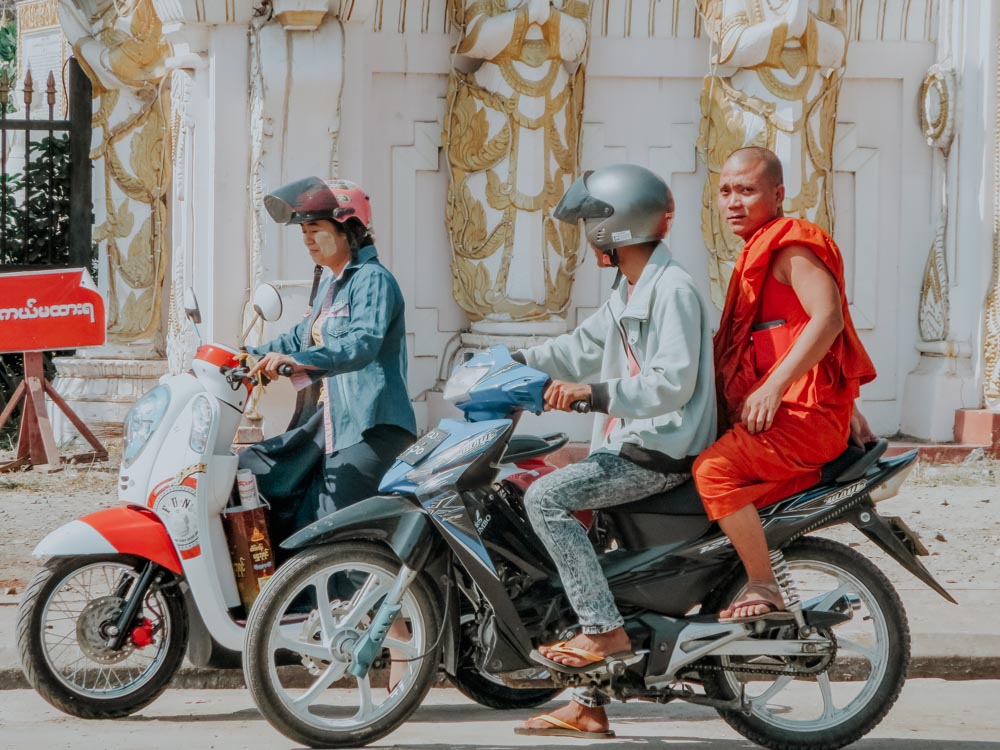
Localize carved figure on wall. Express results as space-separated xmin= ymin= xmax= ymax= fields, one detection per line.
xmin=984 ymin=33 xmax=1000 ymax=409
xmin=58 ymin=0 xmax=172 ymax=347
xmin=698 ymin=0 xmax=848 ymax=308
xmin=916 ymin=62 xmax=956 ymax=343
xmin=444 ymin=0 xmax=591 ymax=332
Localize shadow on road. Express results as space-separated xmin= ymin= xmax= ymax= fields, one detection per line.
xmin=123 ymin=702 xmax=1000 ymax=750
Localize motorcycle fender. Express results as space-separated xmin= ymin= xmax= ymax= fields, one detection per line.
xmin=281 ymin=495 xmax=436 ymax=571
xmin=847 ymin=505 xmax=957 ymax=604
xmin=33 ymin=506 xmax=184 ymax=575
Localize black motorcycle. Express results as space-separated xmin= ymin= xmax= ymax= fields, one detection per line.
xmin=242 ymin=345 xmax=953 ymax=749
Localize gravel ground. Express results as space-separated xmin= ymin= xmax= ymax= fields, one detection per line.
xmin=0 ymin=447 xmax=998 ymax=599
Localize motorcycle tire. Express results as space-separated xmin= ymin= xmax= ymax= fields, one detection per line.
xmin=17 ymin=554 xmax=188 ymax=719
xmin=243 ymin=541 xmax=441 ymax=748
xmin=448 ymin=666 xmax=561 ymax=710
xmin=699 ymin=537 xmax=910 ymax=750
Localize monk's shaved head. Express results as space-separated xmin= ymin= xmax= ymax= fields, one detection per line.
xmin=717 ymin=147 xmax=786 ymax=239
xmin=726 ymin=147 xmax=784 ymax=188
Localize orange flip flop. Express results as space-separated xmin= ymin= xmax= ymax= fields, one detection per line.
xmin=514 ymin=713 xmax=616 ymax=739
xmin=530 ymin=642 xmax=637 ymax=675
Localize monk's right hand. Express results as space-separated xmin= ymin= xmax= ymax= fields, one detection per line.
xmin=741 ymin=382 xmax=782 ymax=434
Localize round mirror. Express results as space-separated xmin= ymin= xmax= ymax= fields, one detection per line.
xmin=183 ymin=287 xmax=202 ymax=324
xmin=252 ymin=283 xmax=283 ymax=322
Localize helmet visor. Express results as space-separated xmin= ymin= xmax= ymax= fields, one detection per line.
xmin=554 ymin=172 xmax=615 ymax=224
xmin=264 ymin=177 xmax=353 ymax=225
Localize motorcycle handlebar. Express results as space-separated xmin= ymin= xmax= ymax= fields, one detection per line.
xmin=276 ymin=363 xmax=295 ymax=377
xmin=570 ymin=400 xmax=591 ymax=414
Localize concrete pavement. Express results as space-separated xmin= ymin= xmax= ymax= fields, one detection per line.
xmin=1 ymin=581 xmax=998 ymax=690
xmin=0 ymin=683 xmax=997 ymax=748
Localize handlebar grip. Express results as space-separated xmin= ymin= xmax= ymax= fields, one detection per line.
xmin=276 ymin=363 xmax=295 ymax=377
xmin=570 ymin=400 xmax=591 ymax=414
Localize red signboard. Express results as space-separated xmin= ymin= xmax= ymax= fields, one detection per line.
xmin=0 ymin=268 xmax=106 ymax=353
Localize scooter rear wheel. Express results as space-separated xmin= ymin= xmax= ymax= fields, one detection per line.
xmin=16 ymin=554 xmax=188 ymax=718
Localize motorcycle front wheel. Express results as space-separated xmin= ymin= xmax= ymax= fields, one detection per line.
xmin=700 ymin=537 xmax=910 ymax=750
xmin=16 ymin=554 xmax=188 ymax=718
xmin=243 ymin=541 xmax=441 ymax=748
xmin=448 ymin=664 xmax=560 ymax=710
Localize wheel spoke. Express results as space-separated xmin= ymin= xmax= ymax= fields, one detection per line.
xmin=383 ymin=637 xmax=418 ymax=659
xmin=272 ymin=630 xmax=331 ymax=662
xmin=291 ymin=662 xmax=346 ymax=709
xmin=353 ymin=674 xmax=376 ymax=722
xmin=340 ymin=576 xmax=389 ymax=630
xmin=750 ymin=675 xmax=794 ymax=709
xmin=816 ymin=673 xmax=838 ymax=720
xmin=838 ymin=636 xmax=880 ymax=667
xmin=311 ymin=573 xmax=339 ymax=641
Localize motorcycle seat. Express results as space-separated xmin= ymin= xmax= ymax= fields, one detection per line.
xmin=615 ymin=439 xmax=890 ymax=518
xmin=504 ymin=433 xmax=569 ymax=463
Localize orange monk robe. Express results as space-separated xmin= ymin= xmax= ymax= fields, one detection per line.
xmin=694 ymin=217 xmax=877 ymax=521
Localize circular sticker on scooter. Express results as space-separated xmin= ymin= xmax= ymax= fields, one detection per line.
xmin=152 ymin=476 xmax=200 ymax=558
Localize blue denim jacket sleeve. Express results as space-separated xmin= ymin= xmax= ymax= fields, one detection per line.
xmin=244 ymin=312 xmax=311 ymax=359
xmin=290 ymin=267 xmax=400 ymax=377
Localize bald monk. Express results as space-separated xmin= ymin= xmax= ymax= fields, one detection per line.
xmin=694 ymin=147 xmax=877 ymax=622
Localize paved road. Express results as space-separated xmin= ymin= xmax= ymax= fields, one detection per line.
xmin=0 ymin=681 xmax=997 ymax=749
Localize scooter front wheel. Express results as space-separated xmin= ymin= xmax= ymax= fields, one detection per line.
xmin=243 ymin=541 xmax=441 ymax=748
xmin=16 ymin=554 xmax=188 ymax=718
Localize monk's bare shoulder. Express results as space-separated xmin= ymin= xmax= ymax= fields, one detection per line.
xmin=772 ymin=244 xmax=831 ymax=284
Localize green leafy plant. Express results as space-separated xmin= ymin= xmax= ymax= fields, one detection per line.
xmin=0 ymin=134 xmax=72 ymax=266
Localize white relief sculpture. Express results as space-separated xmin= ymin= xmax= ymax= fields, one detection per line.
xmin=444 ymin=0 xmax=591 ymax=333
xmin=58 ymin=0 xmax=173 ymax=349
xmin=698 ymin=0 xmax=849 ymax=307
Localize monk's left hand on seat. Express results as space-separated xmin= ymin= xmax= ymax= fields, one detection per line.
xmin=741 ymin=382 xmax=782 ymax=434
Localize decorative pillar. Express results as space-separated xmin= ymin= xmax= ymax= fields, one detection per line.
xmin=697 ymin=0 xmax=849 ymax=308
xmin=50 ymin=0 xmax=174 ymax=443
xmin=443 ymin=0 xmax=591 ymax=342
xmin=901 ymin=0 xmax=989 ymax=441
xmin=983 ymin=16 xmax=1000 ymax=410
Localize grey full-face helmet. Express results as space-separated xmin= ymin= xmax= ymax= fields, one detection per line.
xmin=555 ymin=164 xmax=674 ymax=257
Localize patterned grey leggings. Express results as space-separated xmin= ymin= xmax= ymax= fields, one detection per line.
xmin=524 ymin=452 xmax=688 ymax=708
xmin=524 ymin=452 xmax=688 ymax=634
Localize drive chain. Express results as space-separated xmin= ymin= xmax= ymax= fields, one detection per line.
xmin=692 ymin=627 xmax=838 ymax=679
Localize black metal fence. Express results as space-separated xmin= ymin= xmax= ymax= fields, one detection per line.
xmin=0 ymin=57 xmax=94 ymax=446
xmin=0 ymin=56 xmax=93 ymax=270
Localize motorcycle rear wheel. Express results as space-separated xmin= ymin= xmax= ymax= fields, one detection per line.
xmin=700 ymin=537 xmax=909 ymax=750
xmin=243 ymin=541 xmax=441 ymax=748
xmin=16 ymin=554 xmax=188 ymax=719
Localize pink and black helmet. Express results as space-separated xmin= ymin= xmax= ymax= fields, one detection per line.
xmin=264 ymin=176 xmax=373 ymax=230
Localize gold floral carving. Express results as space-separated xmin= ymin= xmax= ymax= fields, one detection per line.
xmin=917 ymin=63 xmax=956 ymax=344
xmin=443 ymin=0 xmax=590 ymax=326
xmin=76 ymin=0 xmax=172 ymax=344
xmin=697 ymin=0 xmax=848 ymax=308
xmin=17 ymin=0 xmax=60 ymax=32
xmin=983 ymin=32 xmax=1000 ymax=407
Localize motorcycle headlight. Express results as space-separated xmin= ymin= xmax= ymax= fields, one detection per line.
xmin=443 ymin=364 xmax=490 ymax=403
xmin=123 ymin=385 xmax=170 ymax=467
xmin=189 ymin=394 xmax=213 ymax=454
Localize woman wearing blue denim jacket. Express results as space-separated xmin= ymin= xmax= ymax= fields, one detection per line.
xmin=240 ymin=178 xmax=416 ymax=546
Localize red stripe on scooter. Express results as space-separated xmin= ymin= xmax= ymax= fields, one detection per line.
xmin=81 ymin=506 xmax=184 ymax=574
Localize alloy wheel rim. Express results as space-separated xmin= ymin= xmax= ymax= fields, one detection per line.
xmin=719 ymin=558 xmax=892 ymax=733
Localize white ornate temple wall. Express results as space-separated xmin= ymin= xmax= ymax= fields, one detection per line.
xmin=39 ymin=0 xmax=1000 ymax=443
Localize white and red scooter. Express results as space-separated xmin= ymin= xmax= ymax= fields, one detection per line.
xmin=15 ymin=285 xmax=571 ymax=719
xmin=15 ymin=286 xmax=285 ymax=718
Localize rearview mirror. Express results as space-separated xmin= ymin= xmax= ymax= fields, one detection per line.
xmin=252 ymin=284 xmax=283 ymax=322
xmin=183 ymin=288 xmax=201 ymax=324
